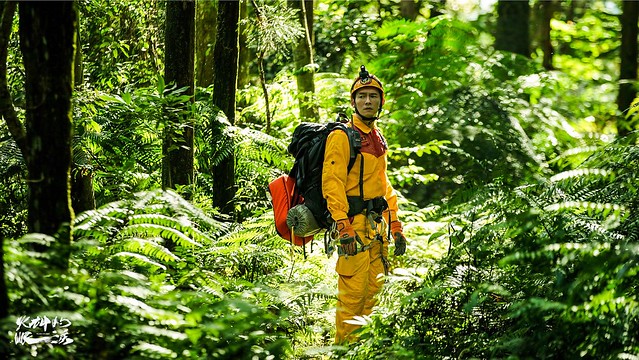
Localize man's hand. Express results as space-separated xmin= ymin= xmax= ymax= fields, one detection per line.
xmin=337 ymin=219 xmax=359 ymax=256
xmin=390 ymin=221 xmax=407 ymax=256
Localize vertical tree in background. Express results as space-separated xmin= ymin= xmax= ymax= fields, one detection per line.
xmin=211 ymin=0 xmax=240 ymax=215
xmin=429 ymin=0 xmax=446 ymax=17
xmin=19 ymin=2 xmax=76 ymax=268
xmin=617 ymin=0 xmax=638 ymax=138
xmin=238 ymin=0 xmax=250 ymax=89
xmin=539 ymin=0 xmax=554 ymax=70
xmin=288 ymin=0 xmax=319 ymax=122
xmin=247 ymin=0 xmax=303 ymax=132
xmin=163 ymin=0 xmax=195 ymax=192
xmin=71 ymin=8 xmax=97 ymax=213
xmin=400 ymin=0 xmax=419 ymax=21
xmin=0 ymin=0 xmax=15 ymax=324
xmin=0 ymin=2 xmax=24 ymax=157
xmin=195 ymin=0 xmax=217 ymax=88
xmin=494 ymin=0 xmax=530 ymax=57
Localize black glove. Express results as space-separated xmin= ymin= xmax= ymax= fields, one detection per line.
xmin=390 ymin=221 xmax=407 ymax=256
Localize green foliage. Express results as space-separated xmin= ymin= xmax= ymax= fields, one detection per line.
xmin=344 ymin=142 xmax=639 ymax=359
xmin=246 ymin=0 xmax=304 ymax=59
xmin=363 ymin=17 xmax=610 ymax=207
xmin=2 ymin=190 xmax=294 ymax=359
xmin=547 ymin=4 xmax=619 ymax=131
xmin=0 ymin=131 xmax=26 ymax=239
xmin=3 ymin=1 xmax=638 ymax=359
xmin=78 ymin=0 xmax=165 ymax=90
xmin=622 ymin=97 xmax=639 ymax=136
xmin=74 ymin=84 xmax=185 ymax=204
xmin=314 ymin=1 xmax=380 ymax=73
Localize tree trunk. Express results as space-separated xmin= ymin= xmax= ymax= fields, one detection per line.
xmin=0 ymin=2 xmax=13 ymax=324
xmin=71 ymin=9 xmax=96 ymax=213
xmin=494 ymin=0 xmax=530 ymax=57
xmin=74 ymin=10 xmax=83 ymax=90
xmin=0 ymin=1 xmax=25 ymax=157
xmin=400 ymin=0 xmax=418 ymax=21
xmin=617 ymin=0 xmax=638 ymax=138
xmin=430 ymin=0 xmax=446 ymax=17
xmin=211 ymin=0 xmax=239 ymax=216
xmin=238 ymin=0 xmax=250 ymax=89
xmin=163 ymin=0 xmax=195 ymax=192
xmin=19 ymin=2 xmax=76 ymax=268
xmin=257 ymin=51 xmax=272 ymax=132
xmin=0 ymin=231 xmax=6 ymax=321
xmin=539 ymin=0 xmax=554 ymax=70
xmin=289 ymin=0 xmax=319 ymax=122
xmin=195 ymin=0 xmax=217 ymax=88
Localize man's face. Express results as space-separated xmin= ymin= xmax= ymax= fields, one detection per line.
xmin=352 ymin=88 xmax=382 ymax=118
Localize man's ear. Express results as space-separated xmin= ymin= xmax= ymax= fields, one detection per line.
xmin=350 ymin=98 xmax=355 ymax=107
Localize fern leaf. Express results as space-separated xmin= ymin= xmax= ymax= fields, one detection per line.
xmin=544 ymin=201 xmax=626 ymax=219
xmin=119 ymin=224 xmax=203 ymax=248
xmin=120 ymin=237 xmax=181 ymax=263
xmin=129 ymin=214 xmax=214 ymax=245
xmin=125 ymin=325 xmax=188 ymax=341
xmin=110 ymin=252 xmax=167 ymax=271
xmin=550 ymin=168 xmax=615 ymax=182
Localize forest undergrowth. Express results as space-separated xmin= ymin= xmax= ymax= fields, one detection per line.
xmin=0 ymin=5 xmax=638 ymax=360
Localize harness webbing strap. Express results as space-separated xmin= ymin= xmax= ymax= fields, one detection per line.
xmin=359 ymin=154 xmax=364 ymax=202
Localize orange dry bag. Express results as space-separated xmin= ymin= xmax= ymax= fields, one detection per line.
xmin=267 ymin=174 xmax=313 ymax=246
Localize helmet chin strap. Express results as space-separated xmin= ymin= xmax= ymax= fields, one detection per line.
xmin=354 ymin=105 xmax=381 ymax=124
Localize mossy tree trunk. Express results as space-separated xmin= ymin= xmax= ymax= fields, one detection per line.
xmin=400 ymin=0 xmax=418 ymax=21
xmin=617 ymin=0 xmax=638 ymax=138
xmin=211 ymin=0 xmax=239 ymax=216
xmin=71 ymin=8 xmax=97 ymax=214
xmin=0 ymin=1 xmax=25 ymax=156
xmin=288 ymin=0 xmax=319 ymax=122
xmin=494 ymin=0 xmax=530 ymax=57
xmin=237 ymin=0 xmax=250 ymax=89
xmin=19 ymin=2 xmax=76 ymax=269
xmin=539 ymin=0 xmax=555 ymax=70
xmin=195 ymin=0 xmax=217 ymax=88
xmin=0 ymin=0 xmax=14 ymax=326
xmin=163 ymin=0 xmax=195 ymax=193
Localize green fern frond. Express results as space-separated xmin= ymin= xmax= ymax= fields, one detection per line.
xmin=544 ymin=201 xmax=626 ymax=219
xmin=180 ymin=269 xmax=225 ymax=297
xmin=0 ymin=138 xmax=24 ymax=178
xmin=120 ymin=237 xmax=181 ymax=263
xmin=17 ymin=233 xmax=56 ymax=248
xmin=550 ymin=168 xmax=615 ymax=182
xmin=117 ymin=285 xmax=158 ymax=299
xmin=131 ymin=342 xmax=177 ymax=358
xmin=125 ymin=325 xmax=188 ymax=341
xmin=216 ymin=228 xmax=263 ymax=248
xmin=237 ymin=127 xmax=291 ymax=171
xmin=119 ymin=224 xmax=203 ymax=249
xmin=137 ymin=189 xmax=230 ymax=234
xmin=110 ymin=252 xmax=168 ymax=271
xmin=129 ymin=214 xmax=214 ymax=245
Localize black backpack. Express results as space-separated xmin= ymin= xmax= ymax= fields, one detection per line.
xmin=287 ymin=115 xmax=361 ymax=229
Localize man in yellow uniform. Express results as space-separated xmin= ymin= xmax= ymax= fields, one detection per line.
xmin=322 ymin=66 xmax=407 ymax=343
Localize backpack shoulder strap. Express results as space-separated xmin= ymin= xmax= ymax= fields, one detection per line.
xmin=344 ymin=122 xmax=362 ymax=173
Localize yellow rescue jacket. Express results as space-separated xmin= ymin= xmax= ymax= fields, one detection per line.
xmin=322 ymin=114 xmax=400 ymax=239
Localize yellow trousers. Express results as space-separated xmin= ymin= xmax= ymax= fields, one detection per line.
xmin=334 ymin=215 xmax=389 ymax=344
